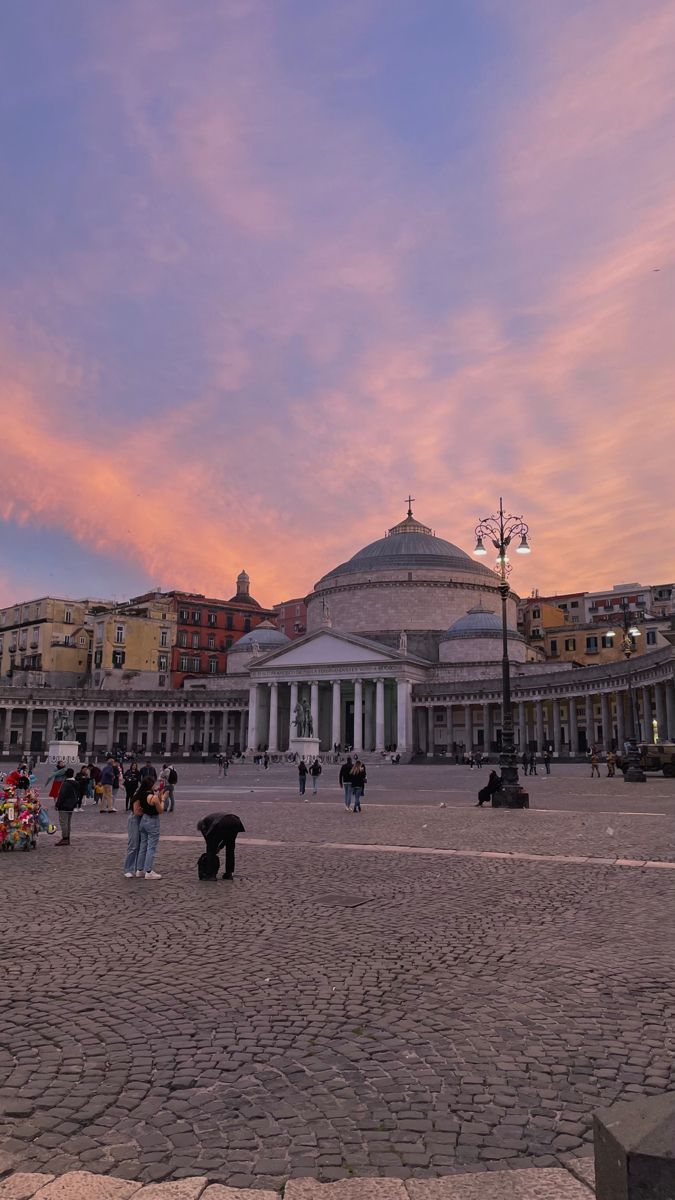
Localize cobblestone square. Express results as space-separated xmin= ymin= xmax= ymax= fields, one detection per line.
xmin=2 ymin=761 xmax=675 ymax=1191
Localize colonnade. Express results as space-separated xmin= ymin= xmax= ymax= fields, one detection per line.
xmin=413 ymin=679 xmax=675 ymax=757
xmin=246 ymin=677 xmax=413 ymax=754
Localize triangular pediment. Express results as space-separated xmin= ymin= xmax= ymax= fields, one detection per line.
xmin=253 ymin=630 xmax=404 ymax=669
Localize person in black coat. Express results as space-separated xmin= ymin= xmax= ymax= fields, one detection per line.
xmin=55 ymin=769 xmax=79 ymax=844
xmin=197 ymin=812 xmax=245 ymax=880
xmin=476 ymin=770 xmax=501 ymax=807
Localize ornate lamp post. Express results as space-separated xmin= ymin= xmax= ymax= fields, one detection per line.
xmin=606 ymin=600 xmax=646 ymax=783
xmin=473 ymin=498 xmax=531 ymax=808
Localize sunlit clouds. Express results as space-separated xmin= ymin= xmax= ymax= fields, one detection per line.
xmin=0 ymin=0 xmax=674 ymax=606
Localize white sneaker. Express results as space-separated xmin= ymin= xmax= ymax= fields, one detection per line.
xmin=144 ymin=870 xmax=162 ymax=880
xmin=135 ymin=870 xmax=144 ymax=878
xmin=124 ymin=871 xmax=135 ymax=878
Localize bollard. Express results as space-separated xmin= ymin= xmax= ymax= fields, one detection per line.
xmin=594 ymin=1092 xmax=675 ymax=1199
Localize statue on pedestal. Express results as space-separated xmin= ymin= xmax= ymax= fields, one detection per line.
xmin=54 ymin=708 xmax=76 ymax=741
xmin=302 ymin=698 xmax=314 ymax=738
xmin=293 ymin=701 xmax=306 ymax=737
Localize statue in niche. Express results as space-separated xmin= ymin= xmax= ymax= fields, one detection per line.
xmin=398 ymin=630 xmax=408 ymax=654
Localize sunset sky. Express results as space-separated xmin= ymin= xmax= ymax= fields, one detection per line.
xmin=1 ymin=0 xmax=674 ymax=608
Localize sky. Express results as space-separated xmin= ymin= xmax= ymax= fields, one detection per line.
xmin=1 ymin=0 xmax=674 ymax=609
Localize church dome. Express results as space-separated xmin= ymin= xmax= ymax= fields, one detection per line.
xmin=316 ymin=507 xmax=495 ymax=585
xmin=442 ymin=604 xmax=522 ymax=642
xmin=229 ymin=620 xmax=290 ymax=654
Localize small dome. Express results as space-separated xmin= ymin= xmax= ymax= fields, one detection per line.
xmin=443 ymin=604 xmax=523 ymax=642
xmin=229 ymin=620 xmax=290 ymax=653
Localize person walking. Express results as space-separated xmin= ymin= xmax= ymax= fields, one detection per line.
xmin=350 ymin=758 xmax=366 ymax=813
xmin=476 ymin=770 xmax=501 ymax=807
xmin=197 ymin=812 xmax=246 ymax=880
xmin=124 ymin=762 xmax=141 ymax=811
xmin=607 ymin=750 xmax=617 ymax=778
xmin=339 ymin=756 xmax=353 ymax=809
xmin=99 ymin=756 xmax=116 ymax=813
xmin=309 ymin=758 xmax=322 ymax=794
xmin=543 ymin=750 xmax=552 ymax=775
xmin=134 ymin=781 xmax=164 ymax=879
xmin=528 ymin=751 xmax=538 ymax=776
xmin=75 ymin=765 xmax=90 ymax=809
xmin=590 ymin=751 xmax=600 ymax=778
xmin=521 ymin=750 xmax=529 ymax=774
xmin=298 ymin=760 xmax=308 ymax=795
xmin=159 ymin=763 xmax=177 ymax=812
xmin=55 ymin=768 xmax=79 ymax=845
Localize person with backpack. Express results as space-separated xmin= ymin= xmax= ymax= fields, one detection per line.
xmin=339 ymin=756 xmax=353 ymax=809
xmin=309 ymin=757 xmax=322 ymax=794
xmin=160 ymin=763 xmax=178 ymax=812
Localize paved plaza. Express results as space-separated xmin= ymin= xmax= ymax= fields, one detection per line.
xmin=2 ymin=761 xmax=675 ymax=1194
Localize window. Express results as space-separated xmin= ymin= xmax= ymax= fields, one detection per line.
xmin=225 ymin=636 xmax=233 ymax=650
xmin=601 ymin=635 xmax=613 ymax=648
xmin=35 ymin=603 xmax=41 ymax=619
xmin=64 ymin=609 xmax=72 ymax=624
xmin=94 ymin=648 xmax=102 ymax=667
xmin=112 ymin=649 xmax=125 ymax=668
xmin=192 ymin=656 xmax=200 ymax=671
xmin=115 ymin=625 xmax=125 ymax=644
xmin=564 ymin=637 xmax=576 ymax=651
xmin=78 ymin=635 xmax=86 ymax=646
xmin=95 ymin=622 xmax=103 ymax=642
xmin=158 ymin=674 xmax=166 ymax=687
xmin=192 ymin=610 xmax=201 ymax=624
xmin=207 ymin=633 xmax=215 ymax=649
xmin=179 ymin=608 xmax=189 ymax=622
xmin=192 ymin=632 xmax=199 ymax=648
xmin=160 ymin=629 xmax=168 ymax=647
xmin=244 ymin=617 xmax=251 ymax=633
xmin=550 ymin=639 xmax=558 ymax=654
xmin=207 ymin=612 xmax=217 ymax=626
xmin=279 ymin=608 xmax=285 ymax=618
xmin=559 ymin=603 xmax=568 ymax=611
xmin=647 ymin=630 xmax=657 ymax=645
xmin=570 ymin=601 xmax=579 ymax=609
xmin=295 ymin=605 xmax=300 ymax=616
xmin=178 ymin=630 xmax=187 ymax=647
xmin=226 ymin=614 xmax=233 ymax=630
xmin=209 ymin=657 xmax=218 ymax=674
xmin=179 ymin=655 xmax=189 ymax=671
xmin=158 ymin=654 xmax=168 ymax=671
xmin=532 ymin=608 xmax=540 ymax=619
xmin=31 ymin=627 xmax=40 ymax=647
xmin=586 ymin=636 xmax=599 ymax=653
xmin=18 ymin=631 xmax=27 ymax=649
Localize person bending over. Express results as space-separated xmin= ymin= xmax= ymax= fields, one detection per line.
xmin=197 ymin=812 xmax=245 ymax=880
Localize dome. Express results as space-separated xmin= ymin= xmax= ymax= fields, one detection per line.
xmin=229 ymin=620 xmax=290 ymax=653
xmin=443 ymin=604 xmax=523 ymax=642
xmin=316 ymin=508 xmax=496 ymax=585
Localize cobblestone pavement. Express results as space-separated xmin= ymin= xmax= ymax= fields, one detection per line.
xmin=2 ymin=764 xmax=674 ymax=1190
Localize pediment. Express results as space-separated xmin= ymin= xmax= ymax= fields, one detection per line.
xmin=254 ymin=631 xmax=401 ymax=668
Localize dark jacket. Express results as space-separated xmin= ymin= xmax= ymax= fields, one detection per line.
xmin=309 ymin=761 xmax=322 ymax=777
xmin=197 ymin=813 xmax=245 ymax=847
xmin=350 ymin=763 xmax=367 ymax=790
xmin=339 ymin=761 xmax=353 ymax=785
xmin=298 ymin=762 xmax=308 ymax=776
xmin=56 ymin=780 xmax=79 ymax=811
xmin=101 ymin=763 xmax=115 ymax=786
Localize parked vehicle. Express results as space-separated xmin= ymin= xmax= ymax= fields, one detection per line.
xmin=618 ymin=742 xmax=675 ymax=777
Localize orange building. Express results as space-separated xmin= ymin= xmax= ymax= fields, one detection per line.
xmin=273 ymin=596 xmax=308 ymax=640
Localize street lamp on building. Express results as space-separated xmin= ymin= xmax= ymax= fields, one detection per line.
xmin=473 ymin=498 xmax=531 ymax=808
xmin=606 ymin=600 xmax=646 ymax=783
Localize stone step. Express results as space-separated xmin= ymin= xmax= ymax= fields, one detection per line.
xmin=0 ymin=1166 xmax=595 ymax=1200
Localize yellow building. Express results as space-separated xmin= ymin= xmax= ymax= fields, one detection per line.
xmin=0 ymin=596 xmax=110 ymax=688
xmin=91 ymin=598 xmax=176 ymax=690
xmin=542 ymin=618 xmax=670 ymax=666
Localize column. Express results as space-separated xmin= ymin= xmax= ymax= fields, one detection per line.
xmin=615 ymin=691 xmax=625 ymax=749
xmin=24 ymin=707 xmax=34 ymax=753
xmin=247 ymin=684 xmax=258 ymax=753
xmin=46 ymin=707 xmax=56 ymax=745
xmin=396 ymin=680 xmax=411 ymax=752
xmin=268 ymin=682 xmax=279 ymax=753
xmin=375 ymin=679 xmax=385 ymax=752
xmin=332 ymin=680 xmax=341 ymax=748
xmin=536 ymin=701 xmax=545 ymax=751
xmin=107 ymin=710 xmax=115 ymax=750
xmin=362 ymin=682 xmax=373 ymax=751
xmin=427 ymin=706 xmax=434 ymax=756
xmin=600 ymin=693 xmax=610 ymax=750
xmin=464 ymin=704 xmax=474 ymax=752
xmin=147 ymin=710 xmax=155 ymax=754
xmin=289 ymin=681 xmax=298 ymax=745
xmin=655 ymin=682 xmax=667 ymax=742
xmin=518 ymin=701 xmax=527 ymax=753
xmin=641 ymin=686 xmax=653 ymax=742
xmin=585 ymin=695 xmax=594 ymax=747
xmin=310 ymin=681 xmax=319 ymax=741
xmin=353 ymin=679 xmax=363 ymax=752
xmin=483 ymin=703 xmax=493 ymax=754
xmin=568 ymin=698 xmax=578 ymax=756
xmin=552 ymin=698 xmax=562 ymax=755
xmin=165 ymin=710 xmax=174 ymax=753
xmin=666 ymin=681 xmax=675 ymax=741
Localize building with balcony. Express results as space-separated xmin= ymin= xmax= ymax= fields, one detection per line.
xmin=0 ymin=596 xmax=110 ymax=688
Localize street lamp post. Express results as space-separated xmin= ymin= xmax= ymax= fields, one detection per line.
xmin=473 ymin=498 xmax=531 ymax=809
xmin=606 ymin=601 xmax=646 ymax=783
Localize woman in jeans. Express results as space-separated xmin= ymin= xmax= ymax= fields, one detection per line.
xmin=350 ymin=758 xmax=367 ymax=813
xmin=133 ymin=780 xmax=164 ymax=880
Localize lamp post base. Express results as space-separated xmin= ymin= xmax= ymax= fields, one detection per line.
xmin=492 ymin=784 xmax=529 ymax=809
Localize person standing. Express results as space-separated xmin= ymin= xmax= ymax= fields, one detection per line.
xmin=134 ymin=782 xmax=164 ymax=879
xmin=99 ymin=756 xmax=116 ymax=813
xmin=160 ymin=763 xmax=177 ymax=812
xmin=590 ymin=751 xmax=600 ymax=778
xmin=197 ymin=812 xmax=246 ymax=880
xmin=124 ymin=762 xmax=141 ymax=811
xmin=140 ymin=761 xmax=158 ymax=785
xmin=607 ymin=751 xmax=617 ymax=778
xmin=298 ymin=760 xmax=308 ymax=795
xmin=543 ymin=750 xmax=552 ymax=775
xmin=350 ymin=758 xmax=366 ymax=813
xmin=528 ymin=751 xmax=538 ymax=776
xmin=55 ymin=769 xmax=79 ymax=845
xmin=122 ymin=782 xmax=144 ymax=877
xmin=75 ymin=765 xmax=90 ymax=809
xmin=111 ymin=757 xmax=123 ymax=809
xmin=309 ymin=758 xmax=322 ymax=794
xmin=339 ymin=756 xmax=353 ymax=809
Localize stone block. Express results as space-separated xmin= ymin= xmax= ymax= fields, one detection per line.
xmin=284 ymin=1182 xmax=407 ymax=1200
xmin=134 ymin=1184 xmax=208 ymax=1200
xmin=594 ymin=1091 xmax=675 ymax=1199
xmin=201 ymin=1189 xmax=278 ymax=1200
xmin=0 ymin=1176 xmax=55 ymax=1200
xmin=404 ymin=1168 xmax=593 ymax=1197
xmin=33 ymin=1173 xmax=142 ymax=1200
